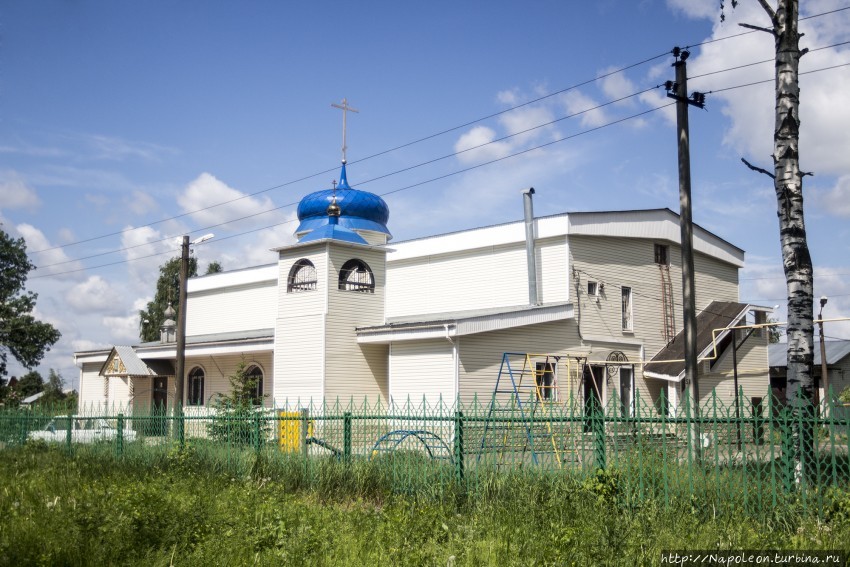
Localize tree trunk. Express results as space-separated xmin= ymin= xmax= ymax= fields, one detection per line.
xmin=766 ymin=0 xmax=815 ymax=479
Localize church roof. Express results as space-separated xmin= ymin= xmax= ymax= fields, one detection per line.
xmin=295 ymin=162 xmax=391 ymax=239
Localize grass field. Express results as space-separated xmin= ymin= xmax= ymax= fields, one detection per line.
xmin=2 ymin=442 xmax=850 ymax=566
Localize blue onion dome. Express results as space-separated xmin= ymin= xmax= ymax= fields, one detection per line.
xmin=295 ymin=162 xmax=391 ymax=240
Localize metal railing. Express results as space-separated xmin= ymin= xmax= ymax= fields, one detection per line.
xmin=2 ymin=388 xmax=848 ymax=515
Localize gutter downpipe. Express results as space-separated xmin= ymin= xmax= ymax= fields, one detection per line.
xmin=523 ymin=188 xmax=539 ymax=306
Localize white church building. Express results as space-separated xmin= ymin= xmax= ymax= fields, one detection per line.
xmin=74 ymin=161 xmax=770 ymax=417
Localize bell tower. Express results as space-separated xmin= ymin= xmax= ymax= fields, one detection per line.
xmin=273 ymin=162 xmax=390 ymax=406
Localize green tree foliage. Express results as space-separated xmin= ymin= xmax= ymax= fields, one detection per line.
xmin=16 ymin=370 xmax=43 ymax=398
xmin=767 ymin=317 xmax=784 ymax=344
xmin=138 ymin=257 xmax=224 ymax=342
xmin=137 ymin=257 xmax=197 ymax=342
xmin=207 ymin=358 xmax=268 ymax=445
xmin=39 ymin=369 xmax=68 ymax=407
xmin=0 ymin=227 xmax=61 ymax=379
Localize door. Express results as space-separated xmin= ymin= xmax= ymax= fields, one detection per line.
xmin=150 ymin=376 xmax=168 ymax=436
xmin=583 ymin=365 xmax=604 ymax=432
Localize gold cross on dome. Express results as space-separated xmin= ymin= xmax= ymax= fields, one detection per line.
xmin=331 ymin=98 xmax=359 ymax=163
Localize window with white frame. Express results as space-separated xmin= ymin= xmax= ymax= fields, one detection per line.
xmin=619 ymin=367 xmax=633 ymax=418
xmin=621 ymin=286 xmax=633 ymax=331
xmin=587 ymin=280 xmax=599 ymax=297
xmin=245 ymin=365 xmax=264 ymax=406
xmin=187 ymin=366 xmax=205 ymax=406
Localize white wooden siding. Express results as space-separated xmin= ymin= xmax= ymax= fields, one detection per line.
xmin=78 ymin=362 xmax=107 ymax=411
xmin=389 ymin=340 xmax=456 ymax=408
xmin=386 ymin=237 xmax=566 ymax=319
xmin=568 ymin=235 xmax=738 ymax=361
xmin=700 ymin=334 xmax=770 ymax=408
xmin=324 ymin=246 xmax=388 ymax=402
xmin=277 ymin=246 xmax=329 ymax=318
xmin=187 ymin=281 xmax=277 ymax=336
xmin=181 ymin=352 xmax=274 ymax=408
xmin=458 ymin=320 xmax=582 ymax=402
xmin=274 ymin=314 xmax=325 ymax=406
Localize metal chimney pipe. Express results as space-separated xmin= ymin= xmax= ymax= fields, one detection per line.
xmin=522 ymin=188 xmax=538 ymax=305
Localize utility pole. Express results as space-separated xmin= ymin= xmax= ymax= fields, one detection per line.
xmin=666 ymin=47 xmax=706 ymax=459
xmin=175 ymin=235 xmax=189 ymax=425
xmin=818 ymin=296 xmax=828 ymax=405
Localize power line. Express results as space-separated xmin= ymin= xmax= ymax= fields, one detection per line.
xmin=33 ymin=85 xmax=663 ymax=271
xmin=30 ymin=57 xmax=850 ymax=279
xmin=32 ymin=102 xmax=675 ymax=279
xmin=29 ymin=52 xmax=672 ymax=256
xmin=35 ymin=9 xmax=847 ymax=257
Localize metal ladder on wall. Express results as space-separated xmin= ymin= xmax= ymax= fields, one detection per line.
xmin=659 ymin=264 xmax=676 ymax=343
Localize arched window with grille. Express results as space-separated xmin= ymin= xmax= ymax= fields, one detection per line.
xmin=287 ymin=259 xmax=317 ymax=292
xmin=187 ymin=366 xmax=205 ymax=406
xmin=245 ymin=365 xmax=264 ymax=406
xmin=338 ymin=259 xmax=374 ymax=293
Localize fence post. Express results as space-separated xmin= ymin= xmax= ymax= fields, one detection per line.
xmin=66 ymin=412 xmax=73 ymax=453
xmin=300 ymin=408 xmax=309 ymax=459
xmin=254 ymin=412 xmax=262 ymax=454
xmin=592 ymin=400 xmax=606 ymax=470
xmin=178 ymin=408 xmax=185 ymax=449
xmin=779 ymin=409 xmax=795 ymax=492
xmin=117 ymin=413 xmax=124 ymax=457
xmin=343 ymin=412 xmax=352 ymax=464
xmin=453 ymin=410 xmax=465 ymax=485
xmin=19 ymin=412 xmax=28 ymax=446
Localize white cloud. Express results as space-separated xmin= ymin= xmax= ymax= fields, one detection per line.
xmin=678 ymin=2 xmax=850 ymax=176
xmin=559 ymin=90 xmax=608 ymax=128
xmin=665 ymin=0 xmax=716 ymax=20
xmin=497 ymin=104 xmax=558 ymax=145
xmin=0 ymin=173 xmax=40 ymax=211
xmin=813 ymin=175 xmax=850 ymax=218
xmin=178 ymin=173 xmax=278 ymax=228
xmin=453 ymin=126 xmax=512 ymax=165
xmin=66 ymin=276 xmax=124 ymax=314
xmin=497 ymin=89 xmax=520 ymax=105
xmin=82 ymin=133 xmax=177 ymax=162
xmin=598 ymin=67 xmax=638 ymax=103
xmin=71 ymin=339 xmax=111 ymax=352
xmin=120 ymin=224 xmax=181 ymax=287
xmin=102 ymin=313 xmax=142 ymax=343
xmin=126 ymin=190 xmax=159 ymax=215
xmin=16 ymin=223 xmax=85 ymax=280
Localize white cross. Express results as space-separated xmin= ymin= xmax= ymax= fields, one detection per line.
xmin=331 ymin=98 xmax=359 ymax=163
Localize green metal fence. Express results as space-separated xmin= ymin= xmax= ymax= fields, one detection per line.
xmin=2 ymin=388 xmax=848 ymax=515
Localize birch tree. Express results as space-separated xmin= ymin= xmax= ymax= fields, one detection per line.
xmin=731 ymin=0 xmax=815 ymax=473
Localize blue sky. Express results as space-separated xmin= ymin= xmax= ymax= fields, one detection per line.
xmin=2 ymin=1 xmax=849 ymax=388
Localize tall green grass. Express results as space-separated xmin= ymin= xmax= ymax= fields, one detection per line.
xmin=2 ymin=442 xmax=850 ymax=566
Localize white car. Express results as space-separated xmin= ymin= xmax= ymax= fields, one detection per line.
xmin=28 ymin=416 xmax=137 ymax=444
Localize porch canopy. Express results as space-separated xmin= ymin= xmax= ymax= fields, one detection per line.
xmin=644 ymin=301 xmax=751 ymax=383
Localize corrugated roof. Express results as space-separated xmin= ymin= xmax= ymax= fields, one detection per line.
xmin=101 ymin=345 xmax=157 ymax=377
xmin=768 ymin=340 xmax=850 ymax=367
xmin=645 ymin=301 xmax=750 ymax=381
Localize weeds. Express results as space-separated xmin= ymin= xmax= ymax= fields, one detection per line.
xmin=1 ymin=443 xmax=849 ymax=566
